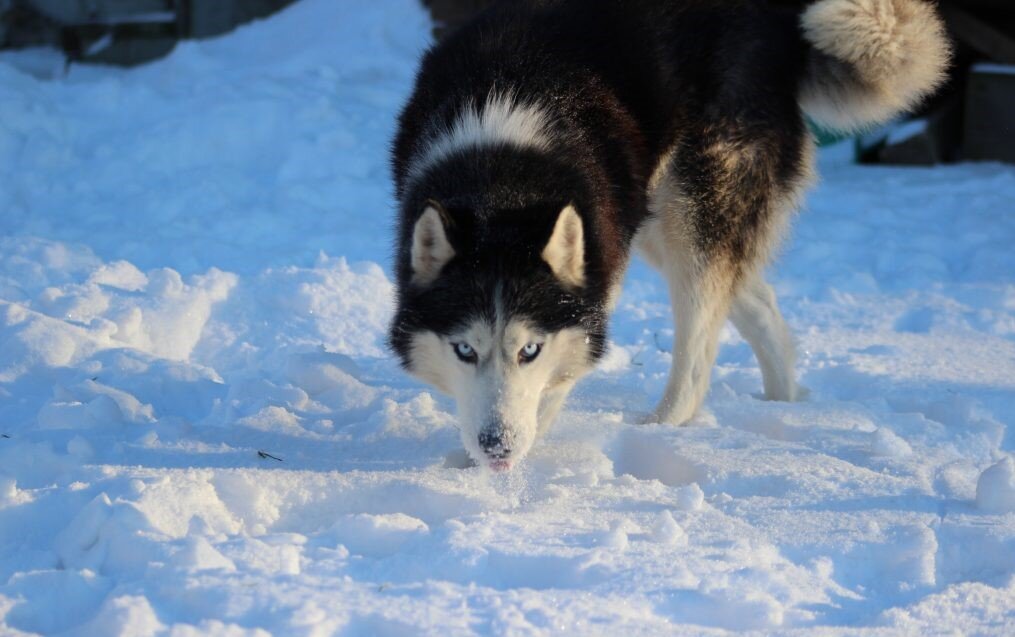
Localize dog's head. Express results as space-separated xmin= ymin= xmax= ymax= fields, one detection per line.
xmin=390 ymin=195 xmax=609 ymax=470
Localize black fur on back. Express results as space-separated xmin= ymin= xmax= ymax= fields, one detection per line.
xmin=389 ymin=0 xmax=814 ymax=365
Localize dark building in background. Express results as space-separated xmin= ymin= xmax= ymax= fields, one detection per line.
xmin=0 ymin=0 xmax=297 ymax=64
xmin=2 ymin=0 xmax=1012 ymax=164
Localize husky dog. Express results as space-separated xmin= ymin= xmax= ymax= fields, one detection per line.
xmin=389 ymin=0 xmax=949 ymax=470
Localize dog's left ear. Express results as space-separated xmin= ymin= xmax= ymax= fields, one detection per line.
xmin=411 ymin=203 xmax=455 ymax=285
xmin=542 ymin=204 xmax=585 ymax=287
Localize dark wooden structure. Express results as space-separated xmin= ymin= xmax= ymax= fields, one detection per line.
xmin=1 ymin=0 xmax=297 ymax=65
xmin=423 ymin=0 xmax=1015 ymax=165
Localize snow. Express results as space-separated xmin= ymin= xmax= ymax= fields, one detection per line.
xmin=885 ymin=117 xmax=928 ymax=146
xmin=973 ymin=62 xmax=1015 ymax=77
xmin=1 ymin=0 xmax=1014 ymax=634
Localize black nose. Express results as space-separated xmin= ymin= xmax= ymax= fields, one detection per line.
xmin=478 ymin=430 xmax=510 ymax=457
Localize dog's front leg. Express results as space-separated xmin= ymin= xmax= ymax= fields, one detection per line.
xmin=536 ymin=379 xmax=576 ymax=438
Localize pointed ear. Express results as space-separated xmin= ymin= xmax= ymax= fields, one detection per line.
xmin=411 ymin=203 xmax=455 ymax=285
xmin=541 ymin=204 xmax=585 ymax=287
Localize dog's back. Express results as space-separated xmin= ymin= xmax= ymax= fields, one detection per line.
xmin=394 ymin=0 xmax=807 ymax=196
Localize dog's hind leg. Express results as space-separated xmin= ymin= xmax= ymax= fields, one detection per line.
xmin=637 ymin=202 xmax=739 ymax=425
xmin=729 ymin=274 xmax=799 ymax=401
xmin=650 ymin=257 xmax=738 ymax=425
xmin=638 ymin=126 xmax=812 ymax=425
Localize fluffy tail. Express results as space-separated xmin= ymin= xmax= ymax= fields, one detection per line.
xmin=799 ymin=0 xmax=951 ymax=131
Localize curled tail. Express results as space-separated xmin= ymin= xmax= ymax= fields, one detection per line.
xmin=799 ymin=0 xmax=951 ymax=131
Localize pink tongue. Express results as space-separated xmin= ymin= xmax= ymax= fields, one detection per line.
xmin=489 ymin=460 xmax=512 ymax=472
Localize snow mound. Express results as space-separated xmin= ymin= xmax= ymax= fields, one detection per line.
xmin=330 ymin=512 xmax=429 ymax=556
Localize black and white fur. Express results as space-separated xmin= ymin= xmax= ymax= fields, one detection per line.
xmin=389 ymin=0 xmax=949 ymax=470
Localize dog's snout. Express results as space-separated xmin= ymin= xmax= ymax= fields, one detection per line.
xmin=478 ymin=429 xmax=511 ymax=457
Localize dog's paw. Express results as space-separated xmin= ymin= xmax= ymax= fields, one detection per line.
xmin=634 ymin=410 xmax=659 ymax=425
xmin=639 ymin=407 xmax=715 ymax=428
xmin=443 ymin=448 xmax=477 ymax=469
xmin=760 ymin=383 xmax=810 ymax=403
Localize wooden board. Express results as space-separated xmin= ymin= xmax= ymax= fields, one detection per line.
xmin=964 ymin=65 xmax=1015 ymax=163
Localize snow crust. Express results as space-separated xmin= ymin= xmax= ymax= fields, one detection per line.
xmin=1 ymin=0 xmax=1014 ymax=634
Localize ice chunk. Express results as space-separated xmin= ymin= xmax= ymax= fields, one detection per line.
xmin=79 ymin=595 xmax=165 ymax=637
xmin=870 ymin=427 xmax=914 ymax=457
xmin=976 ymin=457 xmax=1015 ymax=513
xmin=600 ymin=519 xmax=633 ymax=551
xmin=677 ymin=483 xmax=705 ymax=511
xmin=651 ymin=511 xmax=686 ymax=545
xmin=4 ymin=569 xmax=112 ymax=634
xmin=175 ymin=536 xmax=237 ymax=573
xmin=330 ymin=513 xmax=429 ymax=557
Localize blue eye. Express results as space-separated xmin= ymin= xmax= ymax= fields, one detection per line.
xmin=453 ymin=342 xmax=477 ymax=363
xmin=518 ymin=342 xmax=542 ymax=363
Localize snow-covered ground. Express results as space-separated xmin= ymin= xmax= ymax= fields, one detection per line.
xmin=2 ymin=0 xmax=1014 ymax=634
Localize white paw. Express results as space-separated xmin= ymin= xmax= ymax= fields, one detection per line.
xmin=442 ymin=448 xmax=477 ymax=469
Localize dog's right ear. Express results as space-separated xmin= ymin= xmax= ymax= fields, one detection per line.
xmin=411 ymin=203 xmax=455 ymax=285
